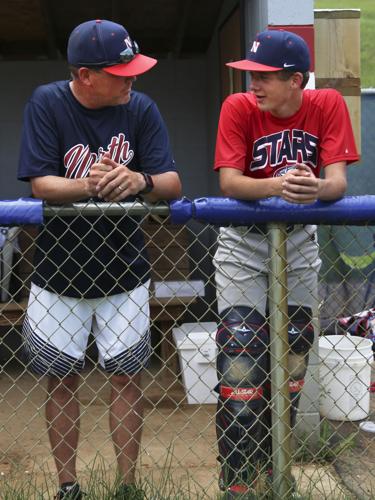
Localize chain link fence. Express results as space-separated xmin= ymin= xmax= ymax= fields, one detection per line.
xmin=0 ymin=198 xmax=374 ymax=499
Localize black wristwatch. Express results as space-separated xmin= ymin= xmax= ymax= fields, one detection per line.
xmin=139 ymin=172 xmax=154 ymax=194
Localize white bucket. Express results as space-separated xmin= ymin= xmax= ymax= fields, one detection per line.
xmin=172 ymin=322 xmax=218 ymax=404
xmin=319 ymin=335 xmax=373 ymax=421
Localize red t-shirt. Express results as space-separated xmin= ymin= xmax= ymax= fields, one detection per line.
xmin=214 ymin=89 xmax=359 ymax=178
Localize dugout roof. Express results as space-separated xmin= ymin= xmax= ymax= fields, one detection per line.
xmin=0 ymin=0 xmax=224 ymax=60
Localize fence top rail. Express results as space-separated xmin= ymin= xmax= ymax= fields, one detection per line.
xmin=1 ymin=195 xmax=375 ymax=227
xmin=43 ymin=201 xmax=171 ymax=218
xmin=0 ymin=198 xmax=171 ymax=225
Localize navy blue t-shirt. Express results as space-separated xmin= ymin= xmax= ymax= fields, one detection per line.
xmin=18 ymin=80 xmax=176 ymax=298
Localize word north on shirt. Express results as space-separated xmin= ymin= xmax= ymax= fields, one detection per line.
xmin=64 ymin=133 xmax=134 ymax=179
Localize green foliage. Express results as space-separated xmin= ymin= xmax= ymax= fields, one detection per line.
xmin=314 ymin=0 xmax=375 ymax=88
xmin=295 ymin=420 xmax=356 ymax=465
xmin=316 ymin=420 xmax=356 ymax=464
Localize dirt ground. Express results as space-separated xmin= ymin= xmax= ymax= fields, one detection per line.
xmin=0 ymin=358 xmax=374 ymax=499
xmin=326 ymin=379 xmax=375 ymax=500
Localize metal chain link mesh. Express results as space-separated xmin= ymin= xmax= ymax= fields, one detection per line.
xmin=0 ymin=207 xmax=374 ymax=499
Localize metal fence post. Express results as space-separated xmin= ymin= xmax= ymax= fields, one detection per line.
xmin=268 ymin=223 xmax=292 ymax=499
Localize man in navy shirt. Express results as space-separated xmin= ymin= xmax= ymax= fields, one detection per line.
xmin=18 ymin=19 xmax=181 ymax=500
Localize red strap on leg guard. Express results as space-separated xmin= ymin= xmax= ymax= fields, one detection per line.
xmin=220 ymin=385 xmax=263 ymax=401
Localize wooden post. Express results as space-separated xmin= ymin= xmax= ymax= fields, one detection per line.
xmin=314 ymin=9 xmax=361 ymax=152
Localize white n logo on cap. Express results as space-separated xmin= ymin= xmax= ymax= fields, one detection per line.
xmin=251 ymin=41 xmax=260 ymax=53
xmin=124 ymin=36 xmax=133 ymax=50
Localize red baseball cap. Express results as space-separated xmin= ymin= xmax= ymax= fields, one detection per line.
xmin=67 ymin=19 xmax=157 ymax=77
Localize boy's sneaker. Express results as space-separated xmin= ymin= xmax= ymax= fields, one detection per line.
xmin=223 ymin=484 xmax=255 ymax=499
xmin=114 ymin=483 xmax=145 ymax=499
xmin=219 ymin=469 xmax=256 ymax=498
xmin=55 ymin=482 xmax=83 ymax=500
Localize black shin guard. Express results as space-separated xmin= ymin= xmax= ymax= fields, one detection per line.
xmin=216 ymin=307 xmax=269 ymax=487
xmin=260 ymin=306 xmax=315 ymax=470
xmin=288 ymin=306 xmax=314 ymax=427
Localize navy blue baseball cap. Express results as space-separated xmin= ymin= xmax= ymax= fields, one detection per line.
xmin=227 ymin=29 xmax=310 ymax=72
xmin=67 ymin=19 xmax=157 ymax=76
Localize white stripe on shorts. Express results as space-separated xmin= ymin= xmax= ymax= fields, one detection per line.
xmin=23 ymin=281 xmax=151 ymax=376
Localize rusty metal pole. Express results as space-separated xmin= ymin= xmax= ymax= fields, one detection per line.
xmin=267 ymin=223 xmax=292 ymax=499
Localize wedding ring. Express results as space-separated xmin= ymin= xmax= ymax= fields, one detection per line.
xmin=118 ymin=185 xmax=124 ymax=192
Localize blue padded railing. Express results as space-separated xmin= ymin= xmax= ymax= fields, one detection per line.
xmin=1 ymin=195 xmax=375 ymax=226
xmin=170 ymin=195 xmax=375 ymax=225
xmin=0 ymin=198 xmax=43 ymax=225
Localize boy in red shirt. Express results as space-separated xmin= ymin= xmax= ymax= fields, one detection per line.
xmin=213 ymin=29 xmax=359 ymax=498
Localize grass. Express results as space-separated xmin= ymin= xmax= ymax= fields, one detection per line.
xmin=0 ymin=451 xmax=213 ymax=500
xmin=0 ymin=426 xmax=363 ymax=499
xmin=315 ymin=421 xmax=356 ymax=464
xmin=295 ymin=420 xmax=356 ymax=464
xmin=0 ymin=469 xmax=208 ymax=500
xmin=0 ymin=471 xmax=211 ymax=500
xmin=314 ymin=0 xmax=375 ymax=88
xmin=0 ymin=469 xmax=361 ymax=500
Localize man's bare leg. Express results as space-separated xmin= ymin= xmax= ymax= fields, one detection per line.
xmin=110 ymin=373 xmax=143 ymax=485
xmin=46 ymin=375 xmax=80 ymax=486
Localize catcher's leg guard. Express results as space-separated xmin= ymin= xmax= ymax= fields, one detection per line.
xmin=260 ymin=306 xmax=315 ymax=469
xmin=288 ymin=306 xmax=314 ymax=427
xmin=216 ymin=307 xmax=269 ymax=488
